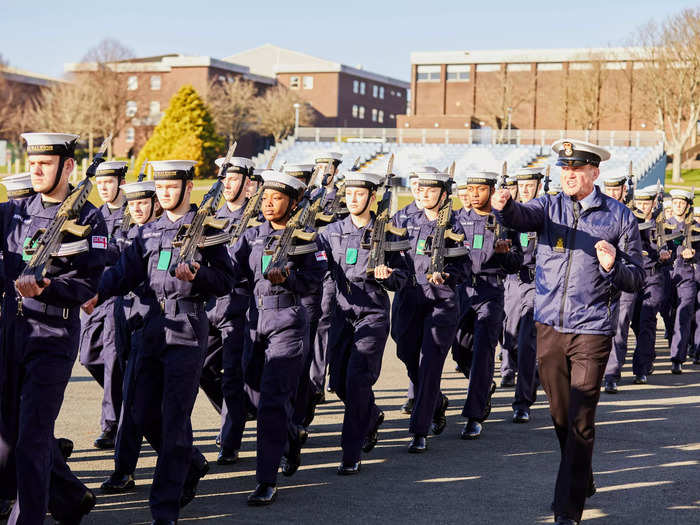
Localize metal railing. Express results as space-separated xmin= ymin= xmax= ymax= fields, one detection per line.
xmin=294 ymin=127 xmax=665 ymax=148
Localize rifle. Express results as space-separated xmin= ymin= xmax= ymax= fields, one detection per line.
xmin=22 ymin=135 xmax=112 ymax=285
xmin=365 ymin=153 xmax=411 ymax=277
xmin=168 ymin=141 xmax=237 ymax=275
xmin=680 ymin=187 xmax=700 ymax=252
xmin=543 ymin=165 xmax=551 ymax=194
xmin=120 ymin=160 xmax=149 ymax=232
xmin=228 ymin=148 xmax=278 ymax=246
xmin=262 ymin=196 xmax=318 ymax=279
xmin=624 ymin=162 xmax=635 ymax=207
xmin=425 ymin=178 xmax=467 ymax=278
xmin=351 ymin=156 xmax=361 ymax=171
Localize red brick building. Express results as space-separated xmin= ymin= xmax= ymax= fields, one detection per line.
xmin=223 ymin=45 xmax=409 ymax=128
xmin=399 ymin=47 xmax=654 ymax=133
xmin=65 ymin=55 xmax=275 ymax=157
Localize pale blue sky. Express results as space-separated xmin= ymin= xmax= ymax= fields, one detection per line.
xmin=0 ymin=1 xmax=693 ymax=81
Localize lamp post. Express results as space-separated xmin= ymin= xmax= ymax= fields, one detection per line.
xmin=293 ymin=103 xmax=301 ymax=138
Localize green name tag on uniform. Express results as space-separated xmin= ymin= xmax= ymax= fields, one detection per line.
xmin=473 ymin=234 xmax=484 ymax=250
xmin=156 ymin=250 xmax=172 ymax=271
xmin=22 ymin=237 xmax=33 ymax=262
xmin=520 ymin=233 xmax=529 ymax=248
xmin=345 ymin=248 xmax=358 ymax=265
xmin=416 ymin=239 xmax=426 ymax=255
xmin=262 ymin=254 xmax=272 ymax=273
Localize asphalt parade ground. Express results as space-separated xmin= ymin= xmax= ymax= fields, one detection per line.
xmin=52 ymin=326 xmax=700 ymax=524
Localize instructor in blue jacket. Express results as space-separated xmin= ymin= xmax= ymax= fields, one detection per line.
xmin=491 ymin=139 xmax=645 ymax=525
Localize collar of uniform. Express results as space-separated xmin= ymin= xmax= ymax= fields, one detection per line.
xmin=580 ymin=185 xmax=602 ymax=212
xmin=216 ymin=199 xmax=248 ymax=219
xmin=341 ymin=212 xmax=375 ymax=233
xmin=26 ymin=193 xmax=63 ymax=219
xmin=156 ymin=204 xmax=197 ymax=229
xmin=100 ymin=202 xmax=125 ymax=219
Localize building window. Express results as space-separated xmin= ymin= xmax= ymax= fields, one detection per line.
xmin=389 ymin=114 xmax=395 ymax=119
xmin=149 ymin=101 xmax=161 ymax=115
xmin=358 ymin=106 xmax=365 ymax=119
xmin=372 ymin=85 xmax=378 ymax=98
xmin=416 ymin=65 xmax=441 ymax=82
xmin=125 ymin=127 xmax=135 ymax=143
xmin=537 ymin=63 xmax=563 ymax=71
xmin=150 ymin=75 xmax=161 ymax=90
xmin=360 ymin=81 xmax=366 ymax=95
xmin=378 ymin=110 xmax=384 ymax=123
xmin=127 ymin=76 xmax=138 ymax=90
xmin=290 ymin=76 xmax=300 ymax=89
xmin=353 ymin=80 xmax=359 ymax=93
xmin=447 ymin=64 xmax=470 ymax=81
xmin=125 ymin=101 xmax=138 ymax=117
xmin=303 ymin=76 xmax=314 ymax=89
xmin=371 ymin=108 xmax=378 ymax=122
xmin=475 ymin=64 xmax=500 ymax=73
xmin=352 ymin=104 xmax=358 ymax=118
xmin=396 ymin=91 xmax=402 ymax=98
xmin=379 ymin=86 xmax=385 ymax=99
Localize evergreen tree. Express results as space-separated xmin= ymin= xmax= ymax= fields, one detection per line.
xmin=135 ymin=85 xmax=224 ymax=179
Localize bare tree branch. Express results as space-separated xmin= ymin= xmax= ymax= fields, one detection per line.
xmin=251 ymin=86 xmax=314 ymax=143
xmin=206 ymin=77 xmax=257 ymax=143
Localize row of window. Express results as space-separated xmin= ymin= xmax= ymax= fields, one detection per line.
xmin=127 ymin=75 xmax=161 ymax=91
xmin=352 ymin=80 xmax=402 ymax=99
xmin=126 ymin=101 xmax=161 ymax=117
xmin=351 ymin=105 xmax=393 ymax=123
xmin=289 ymin=76 xmax=314 ymax=89
xmin=416 ymin=61 xmax=638 ymax=82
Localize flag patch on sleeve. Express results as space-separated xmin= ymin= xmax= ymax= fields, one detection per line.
xmin=91 ymin=235 xmax=108 ymax=249
xmin=315 ymin=250 xmax=327 ymax=261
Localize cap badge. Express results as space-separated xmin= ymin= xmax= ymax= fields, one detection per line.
xmin=563 ymin=142 xmax=574 ymax=156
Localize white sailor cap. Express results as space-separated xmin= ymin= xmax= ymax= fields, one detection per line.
xmin=416 ymin=172 xmax=452 ymax=188
xmin=634 ymin=186 xmax=657 ymax=201
xmin=408 ymin=165 xmax=439 ymax=179
xmin=670 ymin=188 xmax=694 ymax=202
xmin=663 ymin=199 xmax=672 ymax=209
xmin=602 ymin=174 xmax=628 ymax=187
xmin=1 ymin=173 xmax=36 ymax=199
xmin=505 ymin=176 xmax=518 ymax=186
xmin=461 ymin=171 xmax=499 ymax=186
xmin=150 ymin=160 xmax=197 ymax=180
xmin=694 ymin=206 xmax=700 ymax=216
xmin=283 ymin=164 xmax=315 ymax=181
xmin=344 ymin=171 xmax=384 ymax=189
xmin=515 ymin=167 xmax=545 ymax=181
xmin=21 ymin=132 xmax=79 ymax=157
xmin=547 ymin=182 xmax=562 ymax=195
xmin=122 ymin=180 xmax=156 ymax=201
xmin=552 ymin=139 xmax=611 ymax=167
xmin=215 ymin=157 xmax=254 ymax=175
xmin=95 ymin=161 xmax=128 ymax=178
xmin=314 ymin=152 xmax=343 ymax=164
xmin=261 ymin=170 xmax=307 ymax=199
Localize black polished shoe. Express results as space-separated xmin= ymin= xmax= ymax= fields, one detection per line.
xmin=401 ymin=398 xmax=414 ymax=414
xmin=603 ymin=379 xmax=618 ymax=394
xmin=93 ymin=429 xmax=116 ymax=449
xmin=100 ymin=472 xmax=135 ymax=493
xmin=407 ymin=435 xmax=427 ymax=453
xmin=500 ymin=374 xmax=515 ymax=388
xmin=337 ymin=460 xmax=361 ymax=475
xmin=151 ymin=520 xmax=176 ymax=525
xmin=180 ymin=458 xmax=209 ymax=508
xmin=217 ymin=448 xmax=239 ymax=465
xmin=363 ymin=411 xmax=384 ymax=453
xmin=0 ymin=499 xmax=13 ymax=519
xmin=671 ymin=362 xmax=683 ymax=374
xmin=554 ymin=516 xmax=578 ymax=525
xmin=57 ymin=438 xmax=74 ymax=460
xmin=431 ymin=395 xmax=449 ymax=435
xmin=55 ymin=489 xmax=95 ymax=524
xmin=633 ymin=374 xmax=647 ymax=384
xmin=281 ymin=426 xmax=308 ymax=477
xmin=460 ymin=419 xmax=482 ymax=440
xmin=247 ymin=483 xmax=277 ymax=506
xmin=512 ymin=408 xmax=530 ymax=423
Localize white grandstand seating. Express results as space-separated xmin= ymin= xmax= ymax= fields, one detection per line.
xmin=259 ymin=139 xmax=665 ymax=189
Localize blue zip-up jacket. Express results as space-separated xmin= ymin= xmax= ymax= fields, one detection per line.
xmin=494 ymin=186 xmax=645 ymax=336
